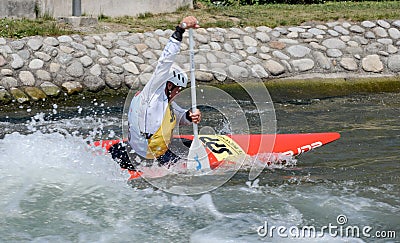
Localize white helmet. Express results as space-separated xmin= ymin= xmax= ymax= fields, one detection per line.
xmin=168 ymin=67 xmax=188 ymax=88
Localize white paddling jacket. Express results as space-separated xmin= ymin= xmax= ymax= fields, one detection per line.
xmin=127 ymin=36 xmax=192 ymax=159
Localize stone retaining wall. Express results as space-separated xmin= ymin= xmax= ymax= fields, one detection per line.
xmin=1 ymin=19 xmax=400 ymax=104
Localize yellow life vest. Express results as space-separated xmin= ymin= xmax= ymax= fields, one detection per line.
xmin=146 ymin=103 xmax=176 ymax=159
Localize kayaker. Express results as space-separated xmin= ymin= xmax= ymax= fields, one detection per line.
xmin=109 ymin=16 xmax=202 ymax=170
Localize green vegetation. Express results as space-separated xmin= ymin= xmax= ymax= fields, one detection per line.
xmin=0 ymin=18 xmax=73 ymax=39
xmin=0 ymin=1 xmax=399 ymax=39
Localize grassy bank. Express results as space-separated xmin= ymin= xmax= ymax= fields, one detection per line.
xmin=1 ymin=1 xmax=399 ymax=39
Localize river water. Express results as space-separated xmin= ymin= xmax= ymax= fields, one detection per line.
xmin=0 ymin=91 xmax=398 ymax=242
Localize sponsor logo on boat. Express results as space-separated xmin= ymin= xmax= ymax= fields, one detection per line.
xmin=282 ymin=141 xmax=323 ymax=156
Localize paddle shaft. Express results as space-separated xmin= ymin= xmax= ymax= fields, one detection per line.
xmin=189 ymin=28 xmax=199 ymax=138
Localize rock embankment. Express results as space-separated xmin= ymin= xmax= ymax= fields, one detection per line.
xmin=0 ymin=19 xmax=400 ymax=104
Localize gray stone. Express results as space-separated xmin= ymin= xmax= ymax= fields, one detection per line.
xmin=40 ymin=82 xmax=60 ymax=97
xmin=125 ymin=75 xmax=140 ymax=89
xmin=243 ymin=35 xmax=258 ymax=46
xmin=299 ymin=32 xmax=314 ymax=39
xmin=10 ymin=40 xmax=25 ymax=50
xmin=328 ymin=30 xmax=339 ymax=37
xmin=349 ymin=25 xmax=365 ymax=34
xmin=205 ymin=53 xmax=216 ymax=64
xmin=393 ymin=20 xmax=400 ymax=28
xmin=98 ymin=57 xmax=110 ymax=65
xmin=111 ymin=56 xmax=126 ymax=66
xmin=286 ymin=45 xmax=311 ymax=58
xmin=291 ymin=59 xmax=315 ymax=72
xmin=322 ymin=38 xmax=346 ymax=49
xmin=11 ymin=54 xmax=24 ymax=69
xmin=123 ymin=62 xmax=139 ymax=74
xmin=49 ymin=63 xmax=61 ymax=73
xmin=60 ymin=45 xmax=74 ymax=54
xmin=1 ymin=69 xmax=12 ymax=76
xmin=362 ymin=54 xmax=383 ymax=72
xmin=309 ymin=42 xmax=327 ymax=51
xmin=244 ymin=27 xmax=256 ymax=33
xmin=83 ymin=76 xmax=106 ymax=92
xmin=29 ymin=59 xmax=44 ymax=69
xmin=34 ymin=52 xmax=51 ymax=62
xmin=101 ymin=40 xmax=113 ymax=49
xmin=365 ymin=31 xmax=376 ymax=39
xmin=387 ymin=45 xmax=398 ymax=54
xmin=1 ymin=77 xmax=18 ymax=89
xmin=80 ymin=56 xmax=93 ymax=67
xmin=378 ymin=51 xmax=389 ymax=57
xmin=62 ymin=81 xmax=83 ymax=95
xmin=246 ymin=46 xmax=257 ymax=54
xmin=44 ymin=37 xmax=59 ymax=46
xmin=195 ymin=34 xmax=208 ymax=44
xmin=251 ymin=64 xmax=269 ymax=78
xmin=0 ymin=45 xmax=12 ymax=56
xmin=377 ymin=20 xmax=390 ymax=29
xmin=113 ymin=49 xmax=126 ymax=57
xmin=145 ymin=38 xmax=161 ymax=50
xmin=143 ymin=51 xmax=156 ymax=60
xmin=308 ymin=28 xmax=325 ymax=36
xmin=107 ymin=65 xmax=124 ymax=74
xmin=366 ymin=43 xmax=385 ymax=53
xmin=287 ymin=32 xmax=298 ymax=38
xmin=0 ymin=38 xmax=6 ymax=45
xmin=27 ymin=38 xmax=43 ymax=51
xmin=19 ymin=71 xmax=35 ymax=86
xmin=36 ymin=70 xmax=51 ymax=81
xmin=212 ymin=68 xmax=227 ymax=82
xmin=288 ymin=27 xmax=305 ymax=33
xmin=83 ymin=40 xmax=95 ymax=49
xmin=66 ymin=61 xmax=84 ymax=77
xmin=372 ymin=27 xmax=388 ymax=38
xmin=388 ymin=55 xmax=400 ymax=72
xmin=327 ymin=49 xmax=343 ymax=58
xmin=340 ymin=57 xmax=358 ymax=71
xmin=0 ymin=55 xmax=6 ymax=66
xmin=210 ymin=42 xmax=222 ymax=51
xmin=378 ymin=39 xmax=393 ymax=45
xmin=334 ymin=26 xmax=349 ymax=35
xmin=90 ymin=64 xmax=102 ymax=76
xmin=97 ymin=45 xmax=110 ymax=57
xmin=313 ymin=51 xmax=331 ymax=70
xmin=255 ymin=32 xmax=270 ymax=43
xmin=361 ymin=21 xmax=376 ymax=28
xmin=105 ymin=73 xmax=122 ymax=89
xmin=195 ymin=71 xmax=214 ymax=82
xmin=388 ymin=28 xmax=400 ymax=39
xmin=264 ymin=60 xmax=285 ymax=76
xmin=340 ymin=36 xmax=351 ymax=42
xmin=352 ymin=36 xmax=368 ymax=45
xmin=73 ymin=50 xmax=86 ymax=58
xmin=272 ymin=50 xmax=290 ymax=60
xmin=232 ymin=39 xmax=244 ymax=50
xmin=228 ymin=65 xmax=248 ymax=79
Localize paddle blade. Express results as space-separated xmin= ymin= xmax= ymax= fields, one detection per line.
xmin=187 ymin=137 xmax=210 ymax=172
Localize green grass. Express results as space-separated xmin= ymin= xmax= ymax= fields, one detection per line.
xmin=0 ymin=18 xmax=73 ymax=39
xmin=0 ymin=1 xmax=399 ymax=39
xmin=101 ymin=1 xmax=400 ymax=32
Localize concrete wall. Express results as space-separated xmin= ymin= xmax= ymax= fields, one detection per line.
xmin=0 ymin=0 xmax=193 ymax=19
xmin=39 ymin=0 xmax=193 ymax=18
xmin=0 ymin=0 xmax=37 ymax=19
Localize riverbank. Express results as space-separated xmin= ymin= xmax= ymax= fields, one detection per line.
xmin=0 ymin=19 xmax=400 ymax=108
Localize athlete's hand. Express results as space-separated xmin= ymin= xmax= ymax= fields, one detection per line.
xmin=189 ymin=109 xmax=202 ymax=124
xmin=180 ymin=16 xmax=200 ymax=29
